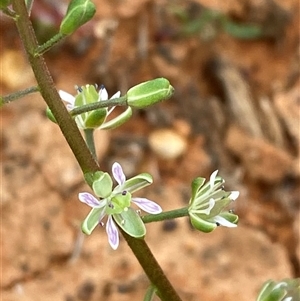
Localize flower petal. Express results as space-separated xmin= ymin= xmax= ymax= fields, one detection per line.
xmin=110 ymin=91 xmax=121 ymax=99
xmin=230 ymin=191 xmax=240 ymax=201
xmin=112 ymin=162 xmax=126 ymax=186
xmin=209 ymin=170 xmax=218 ymax=190
xmin=132 ymin=197 xmax=162 ymax=214
xmin=106 ymin=215 xmax=119 ymax=250
xmin=99 ymin=86 xmax=108 ymax=101
xmin=213 ymin=215 xmax=237 ymax=228
xmin=202 ymin=198 xmax=215 ymax=215
xmin=59 ymin=90 xmax=75 ymax=110
xmin=78 ymin=192 xmax=104 ymax=208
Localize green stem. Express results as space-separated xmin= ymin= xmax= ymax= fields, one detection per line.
xmin=70 ymin=96 xmax=127 ymax=116
xmin=35 ymin=33 xmax=66 ymax=56
xmin=121 ymin=230 xmax=183 ymax=301
xmin=84 ymin=129 xmax=97 ymax=160
xmin=0 ymin=86 xmax=39 ymax=106
xmin=142 ymin=207 xmax=189 ymax=223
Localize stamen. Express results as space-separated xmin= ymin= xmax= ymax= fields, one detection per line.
xmin=75 ymin=85 xmax=83 ymax=92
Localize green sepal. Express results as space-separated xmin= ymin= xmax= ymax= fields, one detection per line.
xmin=113 ymin=208 xmax=146 ymax=238
xmin=189 ymin=212 xmax=217 ymax=233
xmin=46 ymin=107 xmax=57 ymax=123
xmin=106 ymin=193 xmax=131 ymax=215
xmin=126 ymin=78 xmax=174 ymax=109
xmin=92 ymin=172 xmax=113 ymax=198
xmin=59 ymin=0 xmax=96 ymax=35
xmin=81 ymin=207 xmax=105 ymax=235
xmin=219 ymin=211 xmax=239 ymax=225
xmin=100 ymin=107 xmax=133 ymax=130
xmin=190 ymin=177 xmax=205 ymax=204
xmin=256 ymin=281 xmax=275 ymax=301
xmin=115 ymin=173 xmax=153 ymax=194
xmin=84 ymin=108 xmax=107 ymax=128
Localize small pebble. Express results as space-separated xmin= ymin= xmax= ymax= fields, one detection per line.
xmin=148 ymin=128 xmax=187 ymax=160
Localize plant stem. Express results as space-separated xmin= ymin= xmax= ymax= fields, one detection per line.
xmin=121 ymin=229 xmax=183 ymax=301
xmin=142 ymin=207 xmax=189 ymax=223
xmin=70 ymin=96 xmax=127 ymax=116
xmin=0 ymin=86 xmax=39 ymax=106
xmin=35 ymin=33 xmax=66 ymax=56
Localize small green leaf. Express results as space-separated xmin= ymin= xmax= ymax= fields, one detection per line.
xmin=59 ymin=0 xmax=96 ymax=35
xmin=81 ymin=207 xmax=104 ymax=235
xmin=113 ymin=208 xmax=146 ymax=238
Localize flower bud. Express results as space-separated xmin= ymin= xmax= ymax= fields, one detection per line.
xmin=126 ymin=78 xmax=174 ymax=109
xmin=59 ymin=0 xmax=96 ymax=35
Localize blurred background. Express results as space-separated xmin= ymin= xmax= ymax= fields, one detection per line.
xmin=1 ymin=0 xmax=299 ymax=300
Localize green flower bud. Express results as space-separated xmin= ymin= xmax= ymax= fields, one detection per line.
xmin=59 ymin=0 xmax=96 ymax=35
xmin=126 ymin=78 xmax=174 ymax=109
